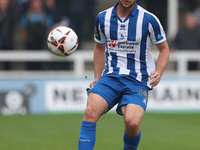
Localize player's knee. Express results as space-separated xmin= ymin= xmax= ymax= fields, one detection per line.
xmin=84 ymin=107 xmax=93 ymax=118
xmin=125 ymin=119 xmax=140 ymax=131
xmin=84 ymin=106 xmax=96 ymax=121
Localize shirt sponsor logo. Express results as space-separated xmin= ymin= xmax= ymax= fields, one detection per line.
xmin=108 ymin=41 xmax=117 ymax=47
xmin=107 ymin=40 xmax=139 ymax=53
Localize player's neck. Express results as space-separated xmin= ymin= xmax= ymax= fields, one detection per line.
xmin=116 ymin=4 xmax=135 ymax=18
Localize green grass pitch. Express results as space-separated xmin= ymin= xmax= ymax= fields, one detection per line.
xmin=0 ymin=112 xmax=200 ymax=150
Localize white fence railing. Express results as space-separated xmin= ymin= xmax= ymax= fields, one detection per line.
xmin=0 ymin=50 xmax=199 ymax=77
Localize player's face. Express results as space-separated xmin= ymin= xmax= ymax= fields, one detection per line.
xmin=118 ymin=0 xmax=136 ymax=9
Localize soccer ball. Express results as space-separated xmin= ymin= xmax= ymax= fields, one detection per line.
xmin=47 ymin=26 xmax=78 ymax=56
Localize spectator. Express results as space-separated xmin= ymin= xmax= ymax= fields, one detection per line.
xmin=0 ymin=0 xmax=14 ymax=50
xmin=0 ymin=0 xmax=14 ymax=70
xmin=20 ymin=0 xmax=54 ymax=70
xmin=171 ymin=12 xmax=200 ymax=70
xmin=20 ymin=0 xmax=53 ymax=50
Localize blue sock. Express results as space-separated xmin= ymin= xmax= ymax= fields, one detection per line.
xmin=123 ymin=130 xmax=141 ymax=150
xmin=78 ymin=120 xmax=96 ymax=150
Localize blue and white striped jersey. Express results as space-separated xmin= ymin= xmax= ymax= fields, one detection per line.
xmin=94 ymin=2 xmax=166 ymax=87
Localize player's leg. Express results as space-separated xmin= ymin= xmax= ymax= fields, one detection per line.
xmin=78 ymin=92 xmax=109 ymax=150
xmin=121 ymin=104 xmax=145 ymax=150
xmin=83 ymin=92 xmax=109 ymax=122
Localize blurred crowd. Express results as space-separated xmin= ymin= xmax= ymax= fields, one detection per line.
xmin=171 ymin=0 xmax=200 ymax=70
xmin=0 ymin=0 xmax=97 ymax=51
xmin=0 ymin=0 xmax=200 ymax=70
xmin=0 ymin=0 xmax=98 ymax=70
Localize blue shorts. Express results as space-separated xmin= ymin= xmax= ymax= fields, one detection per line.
xmin=90 ymin=74 xmax=149 ymax=115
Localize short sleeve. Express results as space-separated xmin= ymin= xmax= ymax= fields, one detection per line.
xmin=94 ymin=13 xmax=106 ymax=44
xmin=148 ymin=14 xmax=166 ymax=45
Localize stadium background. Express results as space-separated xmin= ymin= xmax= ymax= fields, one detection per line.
xmin=0 ymin=0 xmax=200 ymax=150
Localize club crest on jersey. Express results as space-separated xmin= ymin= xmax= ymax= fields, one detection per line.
xmin=120 ymin=31 xmax=126 ymax=40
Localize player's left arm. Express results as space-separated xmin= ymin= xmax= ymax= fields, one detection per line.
xmin=150 ymin=41 xmax=170 ymax=87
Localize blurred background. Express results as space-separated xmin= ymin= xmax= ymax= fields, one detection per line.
xmin=1 ymin=0 xmax=200 ymax=150
xmin=0 ymin=0 xmax=200 ymax=115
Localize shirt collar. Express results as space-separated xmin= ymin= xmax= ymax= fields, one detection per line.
xmin=112 ymin=2 xmax=138 ymax=17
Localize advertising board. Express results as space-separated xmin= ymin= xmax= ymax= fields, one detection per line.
xmin=0 ymin=77 xmax=199 ymax=115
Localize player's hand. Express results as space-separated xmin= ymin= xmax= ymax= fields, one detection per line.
xmin=150 ymin=71 xmax=161 ymax=87
xmin=89 ymin=78 xmax=98 ymax=88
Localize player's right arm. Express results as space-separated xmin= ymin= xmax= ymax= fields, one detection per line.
xmin=90 ymin=42 xmax=106 ymax=88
